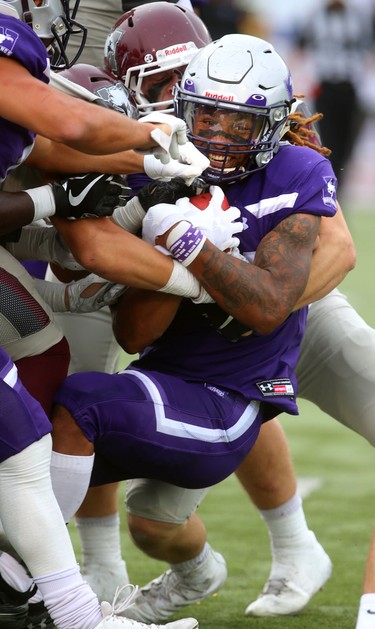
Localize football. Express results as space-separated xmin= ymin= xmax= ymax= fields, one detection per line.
xmin=189 ymin=191 xmax=230 ymax=210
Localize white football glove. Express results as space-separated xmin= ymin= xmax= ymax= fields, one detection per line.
xmin=34 ymin=274 xmax=127 ymax=313
xmin=66 ymin=274 xmax=127 ymax=313
xmin=142 ymin=184 xmax=243 ymax=252
xmin=143 ymin=144 xmax=209 ymax=185
xmin=139 ymin=112 xmax=188 ymax=163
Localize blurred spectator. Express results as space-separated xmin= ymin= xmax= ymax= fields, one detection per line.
xmin=296 ymin=0 xmax=375 ymax=190
xmin=199 ymin=0 xmax=244 ymax=38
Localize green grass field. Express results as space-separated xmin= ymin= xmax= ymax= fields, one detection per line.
xmin=69 ymin=210 xmax=375 ymax=629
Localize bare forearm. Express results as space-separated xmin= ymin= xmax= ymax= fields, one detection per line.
xmin=51 ymin=217 xmax=173 ymax=289
xmin=27 ymin=138 xmax=145 ymax=176
xmin=0 ymin=191 xmax=35 ymax=236
xmin=0 ymin=60 xmax=165 ymax=155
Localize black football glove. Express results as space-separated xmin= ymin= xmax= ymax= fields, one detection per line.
xmin=112 ymin=176 xmax=210 ymax=233
xmin=52 ymin=173 xmax=131 ymax=219
xmin=137 ymin=176 xmax=209 ymax=212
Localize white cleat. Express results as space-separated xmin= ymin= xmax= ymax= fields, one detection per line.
xmin=96 ymin=585 xmax=199 ymax=628
xmin=245 ymin=531 xmax=332 ymax=617
xmin=83 ymin=560 xmax=129 ymax=602
xmin=121 ymin=547 xmax=227 ymax=623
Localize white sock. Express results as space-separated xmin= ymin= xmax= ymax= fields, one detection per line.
xmin=259 ymin=493 xmax=312 ymax=552
xmin=356 ymin=593 xmax=375 ymax=629
xmin=76 ymin=513 xmax=128 ymax=577
xmin=0 ymin=436 xmax=77 ymax=576
xmin=171 ymin=542 xmax=210 ymax=574
xmin=50 ymin=452 xmax=94 ymax=523
xmin=35 ymin=565 xmax=102 ymax=629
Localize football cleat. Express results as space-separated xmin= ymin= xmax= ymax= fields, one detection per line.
xmin=0 ymin=574 xmax=36 ymax=629
xmin=120 ymin=547 xmax=227 ymax=623
xmin=96 ymin=584 xmax=199 ymax=628
xmin=26 ymin=601 xmax=55 ymax=628
xmin=245 ymin=531 xmax=333 ymax=616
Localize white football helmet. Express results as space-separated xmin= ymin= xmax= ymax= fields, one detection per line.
xmin=174 ymin=33 xmax=295 ymax=183
xmin=0 ymin=0 xmax=86 ymax=68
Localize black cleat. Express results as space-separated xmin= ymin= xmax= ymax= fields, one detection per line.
xmin=26 ymin=601 xmax=55 ymax=628
xmin=0 ymin=574 xmax=36 ymax=629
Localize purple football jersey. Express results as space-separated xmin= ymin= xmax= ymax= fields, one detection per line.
xmin=0 ymin=15 xmax=50 ymax=181
xmin=131 ymin=143 xmax=337 ymax=420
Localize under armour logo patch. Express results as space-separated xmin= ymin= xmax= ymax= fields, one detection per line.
xmin=256 ymin=378 xmax=294 ymax=398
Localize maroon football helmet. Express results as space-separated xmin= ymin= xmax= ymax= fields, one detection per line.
xmin=60 ymin=63 xmax=139 ymax=118
xmin=103 ymin=1 xmax=211 ymax=115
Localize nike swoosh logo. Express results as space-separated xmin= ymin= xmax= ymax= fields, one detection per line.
xmin=367 ymin=609 xmax=375 ymax=614
xmin=68 ymin=175 xmax=103 ymax=206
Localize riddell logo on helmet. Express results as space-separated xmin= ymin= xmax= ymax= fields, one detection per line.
xmin=205 ymin=91 xmax=235 ymax=102
xmin=165 ymin=43 xmax=188 ymax=56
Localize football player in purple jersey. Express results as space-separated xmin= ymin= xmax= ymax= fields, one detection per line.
xmin=51 ymin=8 xmax=371 ymax=624
xmin=50 ymin=12 xmax=359 ymax=620
xmin=46 ymin=34 xmax=347 ymax=626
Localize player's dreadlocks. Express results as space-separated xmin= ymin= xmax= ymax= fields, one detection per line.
xmin=285 ymin=97 xmax=331 ymax=157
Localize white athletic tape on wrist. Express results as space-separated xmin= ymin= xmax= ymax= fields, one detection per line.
xmin=112 ymin=196 xmax=145 ymax=233
xmin=25 ymin=185 xmax=56 ymax=222
xmin=166 ymin=221 xmax=206 ymax=267
xmin=158 ymin=259 xmax=201 ymax=299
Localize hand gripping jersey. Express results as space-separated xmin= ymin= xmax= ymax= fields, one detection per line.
xmin=132 ymin=143 xmax=337 ymax=420
xmin=0 ymin=15 xmax=50 ymax=181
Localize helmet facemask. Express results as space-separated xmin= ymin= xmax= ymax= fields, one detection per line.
xmin=124 ymin=46 xmax=198 ymax=116
xmin=175 ymin=88 xmax=291 ymax=183
xmin=174 ymin=33 xmax=294 ymax=183
xmin=0 ymin=0 xmax=87 ymax=69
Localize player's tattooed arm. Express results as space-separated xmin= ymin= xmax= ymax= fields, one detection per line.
xmin=184 ymin=212 xmax=321 ymax=335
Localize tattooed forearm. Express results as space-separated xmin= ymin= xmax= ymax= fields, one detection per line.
xmin=188 ymin=213 xmax=321 ymax=334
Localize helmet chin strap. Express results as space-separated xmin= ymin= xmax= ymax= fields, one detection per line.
xmin=20 ymin=0 xmax=32 ymax=27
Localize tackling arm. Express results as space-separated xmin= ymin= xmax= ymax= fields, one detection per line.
xmin=51 ymin=217 xmax=174 ymax=290
xmin=111 ymin=290 xmax=182 ymax=354
xmin=292 ymin=202 xmax=356 ymax=309
xmin=26 ymin=136 xmax=144 ymax=177
xmin=0 ymin=59 xmax=175 ymax=155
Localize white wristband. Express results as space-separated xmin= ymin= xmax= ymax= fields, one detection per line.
xmin=112 ymin=196 xmax=145 ymax=233
xmin=158 ymin=259 xmax=201 ymax=299
xmin=24 ymin=185 xmax=56 ymax=222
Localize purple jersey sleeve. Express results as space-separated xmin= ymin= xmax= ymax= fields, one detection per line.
xmin=0 ymin=15 xmax=50 ymax=180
